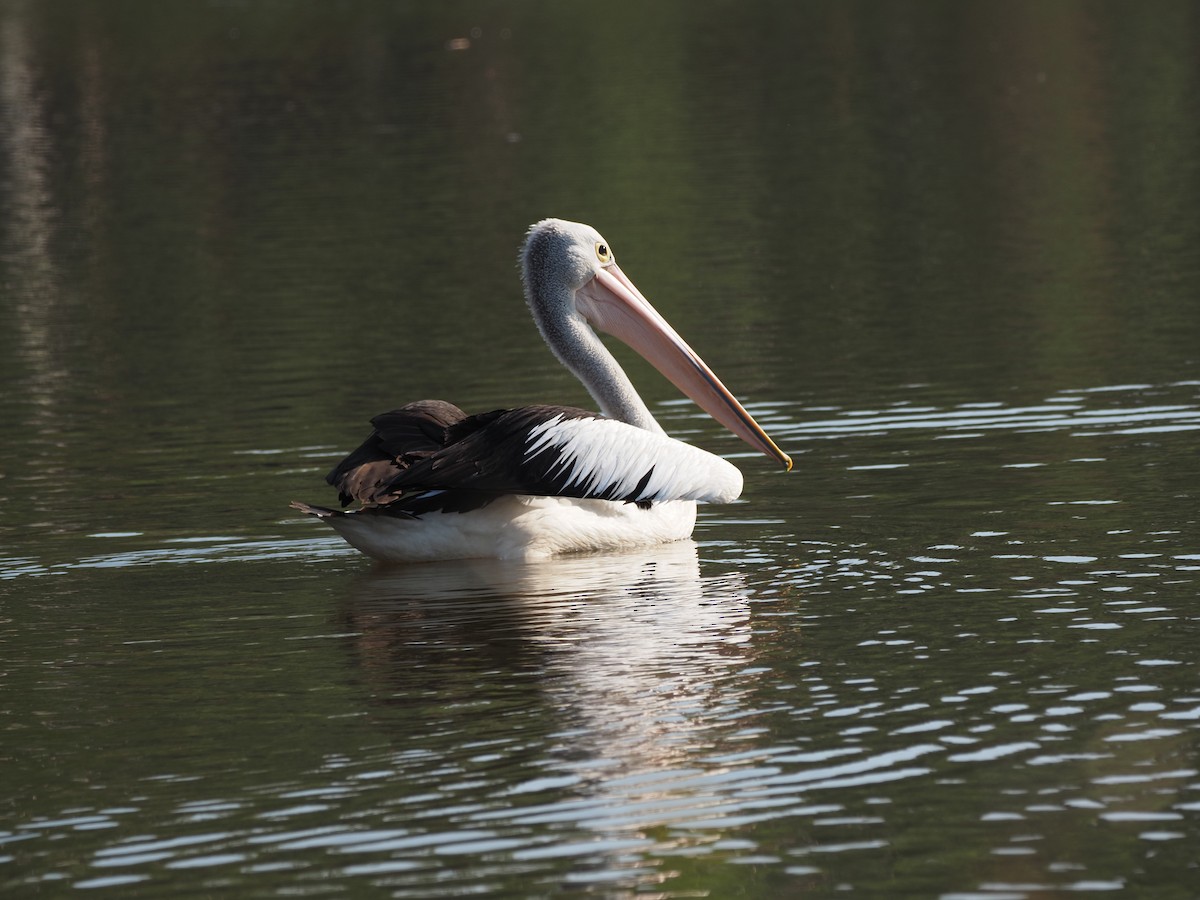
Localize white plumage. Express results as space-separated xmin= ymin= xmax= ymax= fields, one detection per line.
xmin=324 ymin=496 xmax=699 ymax=563
xmin=526 ymin=414 xmax=743 ymax=504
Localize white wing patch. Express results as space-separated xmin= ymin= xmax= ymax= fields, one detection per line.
xmin=525 ymin=415 xmax=743 ymax=503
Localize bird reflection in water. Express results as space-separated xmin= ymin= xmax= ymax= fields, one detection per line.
xmin=336 ymin=540 xmax=757 ymax=780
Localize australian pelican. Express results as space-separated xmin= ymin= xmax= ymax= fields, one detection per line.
xmin=291 ymin=219 xmax=791 ymax=562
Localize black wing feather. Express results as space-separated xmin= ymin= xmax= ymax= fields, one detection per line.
xmin=326 ymin=400 xmax=467 ymax=507
xmin=382 ymin=405 xmax=656 ymax=503
xmin=324 ymin=403 xmax=657 ymax=517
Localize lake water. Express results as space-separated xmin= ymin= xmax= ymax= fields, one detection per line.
xmin=2 ymin=2 xmax=1199 ymax=897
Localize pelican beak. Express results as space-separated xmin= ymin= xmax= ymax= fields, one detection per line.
xmin=576 ymin=264 xmax=792 ymax=471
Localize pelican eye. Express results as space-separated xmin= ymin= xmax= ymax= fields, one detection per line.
xmin=595 ymin=242 xmax=611 ymax=263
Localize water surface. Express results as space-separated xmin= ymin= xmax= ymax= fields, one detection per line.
xmin=2 ymin=2 xmax=1199 ymax=897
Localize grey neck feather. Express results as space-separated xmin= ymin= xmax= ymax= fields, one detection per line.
xmin=527 ymin=283 xmax=665 ymax=435
xmin=521 ymin=219 xmax=666 ymax=435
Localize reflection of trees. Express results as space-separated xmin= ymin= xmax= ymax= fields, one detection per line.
xmin=2 ymin=1 xmax=1197 ymax=535
xmin=7 ymin=3 xmax=1196 ymax=398
xmin=672 ymin=2 xmax=1200 ymax=397
xmin=1 ymin=11 xmax=71 ymax=536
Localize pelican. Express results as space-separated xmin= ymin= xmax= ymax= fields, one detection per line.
xmin=291 ymin=218 xmax=791 ymax=562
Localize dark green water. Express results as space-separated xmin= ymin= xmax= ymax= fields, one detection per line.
xmin=2 ymin=2 xmax=1199 ymax=897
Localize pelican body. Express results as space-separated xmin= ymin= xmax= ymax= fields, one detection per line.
xmin=292 ymin=219 xmax=790 ymax=562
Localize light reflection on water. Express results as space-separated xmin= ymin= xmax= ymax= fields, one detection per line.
xmin=745 ymin=380 xmax=1200 ymax=446
xmin=3 ymin=379 xmax=1199 ymax=895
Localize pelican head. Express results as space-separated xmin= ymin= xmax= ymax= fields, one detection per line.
xmin=521 ymin=219 xmax=792 ymax=471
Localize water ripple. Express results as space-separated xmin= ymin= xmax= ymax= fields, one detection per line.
xmin=774 ymin=381 xmax=1200 ymax=441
